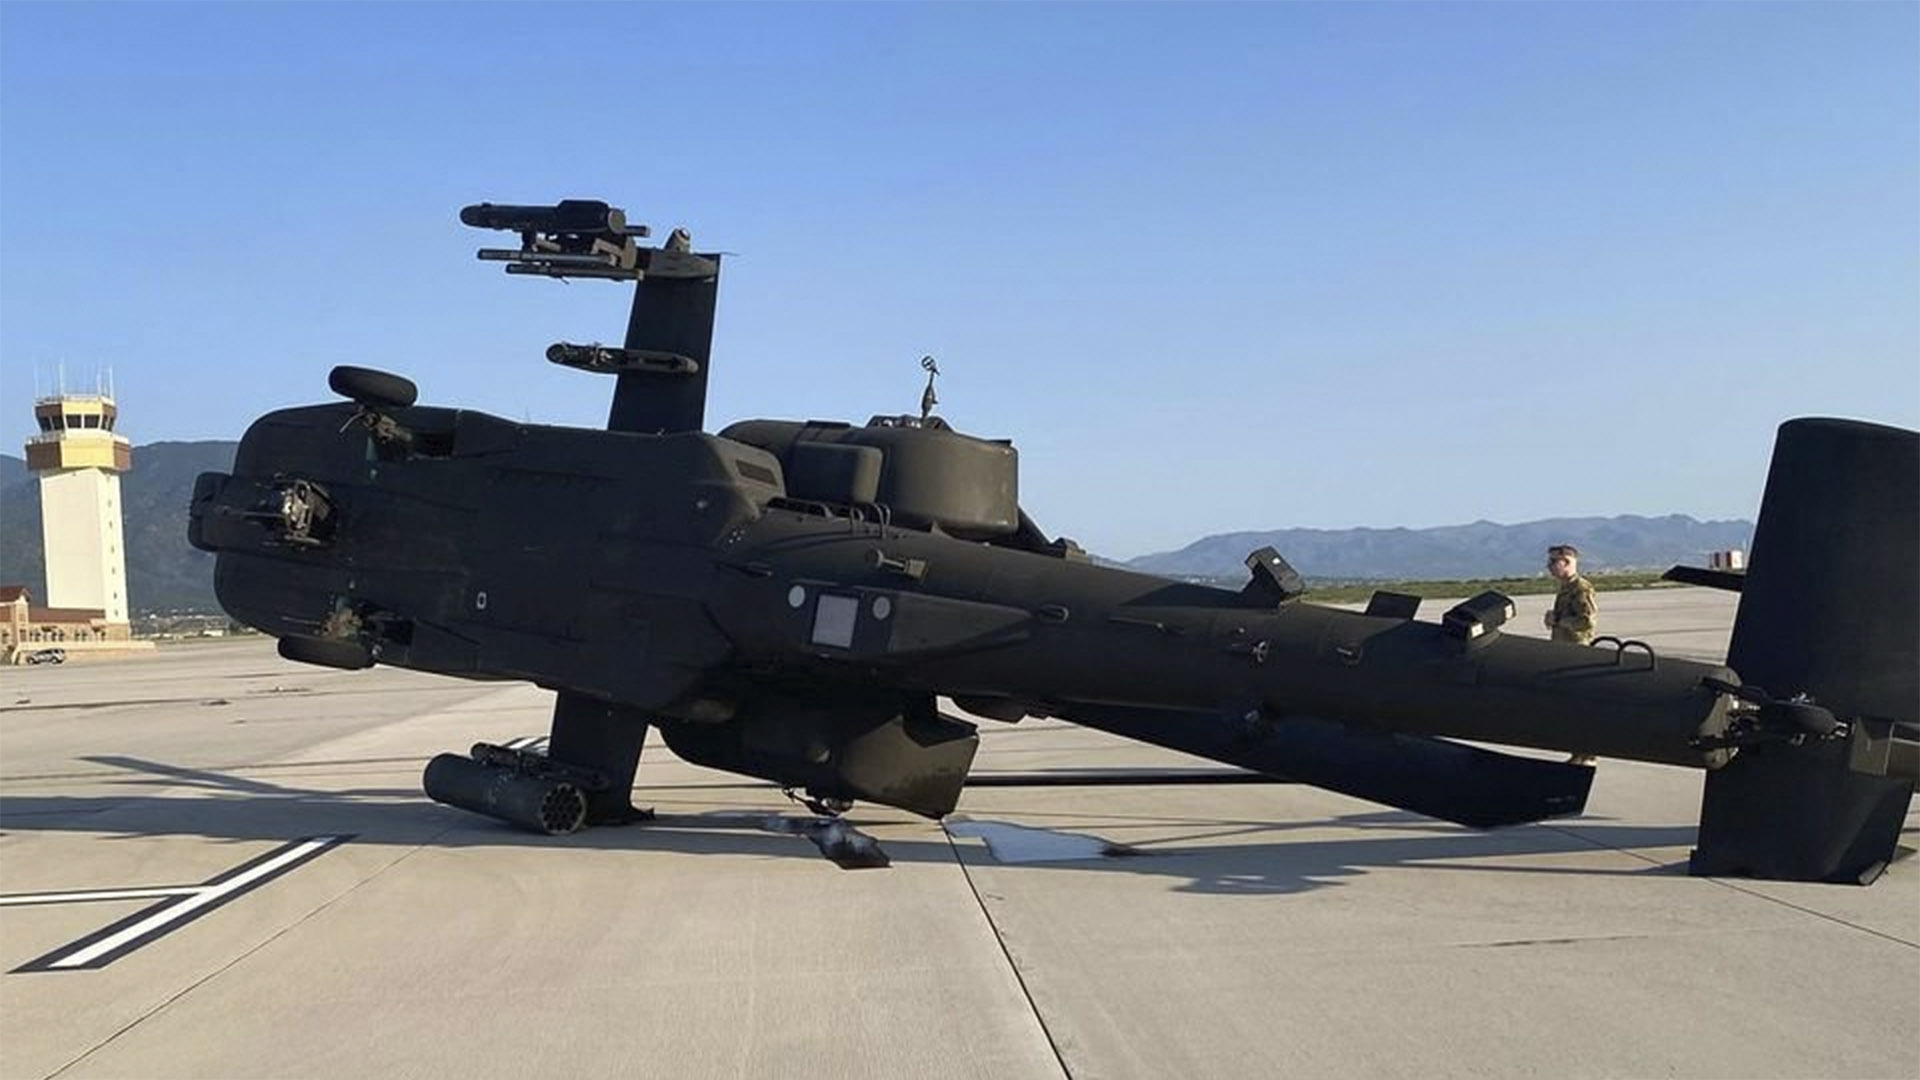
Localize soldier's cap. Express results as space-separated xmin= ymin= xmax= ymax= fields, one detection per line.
xmin=1547 ymin=544 xmax=1581 ymax=560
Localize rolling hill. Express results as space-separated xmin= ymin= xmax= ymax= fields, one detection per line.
xmin=0 ymin=441 xmax=235 ymax=613
xmin=1125 ymin=515 xmax=1753 ymax=581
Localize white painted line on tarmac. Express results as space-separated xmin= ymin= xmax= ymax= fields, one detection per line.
xmin=0 ymin=887 xmax=203 ymax=906
xmin=8 ymin=835 xmax=351 ymax=973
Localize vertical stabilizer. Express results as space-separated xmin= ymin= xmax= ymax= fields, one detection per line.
xmin=1691 ymin=418 xmax=1919 ymax=883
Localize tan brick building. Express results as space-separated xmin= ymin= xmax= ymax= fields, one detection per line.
xmin=1 ymin=585 xmax=138 ymax=660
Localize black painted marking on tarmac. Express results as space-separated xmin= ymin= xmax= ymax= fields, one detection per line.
xmin=6 ymin=835 xmax=352 ymax=973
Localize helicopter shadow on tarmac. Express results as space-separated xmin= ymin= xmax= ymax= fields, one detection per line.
xmin=0 ymin=754 xmax=1715 ymax=897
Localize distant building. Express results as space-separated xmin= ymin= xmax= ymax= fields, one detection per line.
xmin=26 ymin=392 xmax=131 ymax=623
xmin=8 ymin=391 xmax=152 ymax=661
xmin=0 ymin=585 xmax=132 ymax=651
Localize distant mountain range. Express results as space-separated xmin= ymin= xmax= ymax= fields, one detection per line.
xmin=1125 ymin=516 xmax=1753 ymax=581
xmin=1 ymin=440 xmax=1752 ymax=614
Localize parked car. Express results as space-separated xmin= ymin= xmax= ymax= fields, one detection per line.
xmin=24 ymin=647 xmax=66 ymax=665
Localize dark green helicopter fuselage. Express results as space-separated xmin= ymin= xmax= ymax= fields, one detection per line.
xmin=195 ymin=400 xmax=1734 ymax=828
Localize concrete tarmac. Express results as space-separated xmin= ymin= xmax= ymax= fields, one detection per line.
xmin=1 ymin=587 xmax=1914 ymax=1079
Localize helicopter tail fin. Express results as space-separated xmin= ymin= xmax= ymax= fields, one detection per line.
xmin=1689 ymin=418 xmax=1919 ymax=884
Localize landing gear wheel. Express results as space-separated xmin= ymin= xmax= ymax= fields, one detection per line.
xmin=277 ymin=634 xmax=373 ymax=670
xmin=328 ymin=365 xmax=417 ymax=409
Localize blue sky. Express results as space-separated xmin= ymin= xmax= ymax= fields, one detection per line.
xmin=2 ymin=3 xmax=1914 ymax=559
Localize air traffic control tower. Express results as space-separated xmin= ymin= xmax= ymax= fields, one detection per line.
xmin=25 ymin=393 xmax=132 ymax=626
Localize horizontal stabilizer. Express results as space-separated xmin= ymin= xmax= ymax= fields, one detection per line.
xmin=1662 ymin=565 xmax=1745 ymax=592
xmin=1065 ymin=705 xmax=1592 ymax=829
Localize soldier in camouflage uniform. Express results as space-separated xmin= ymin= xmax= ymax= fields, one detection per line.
xmin=1543 ymin=544 xmax=1597 ymax=645
xmin=1545 ymin=544 xmax=1599 ymax=765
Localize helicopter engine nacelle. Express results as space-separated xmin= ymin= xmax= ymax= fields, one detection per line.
xmin=721 ymin=417 xmax=1018 ymax=540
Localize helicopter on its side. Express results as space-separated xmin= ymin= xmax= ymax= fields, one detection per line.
xmin=189 ymin=199 xmax=1917 ymax=884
